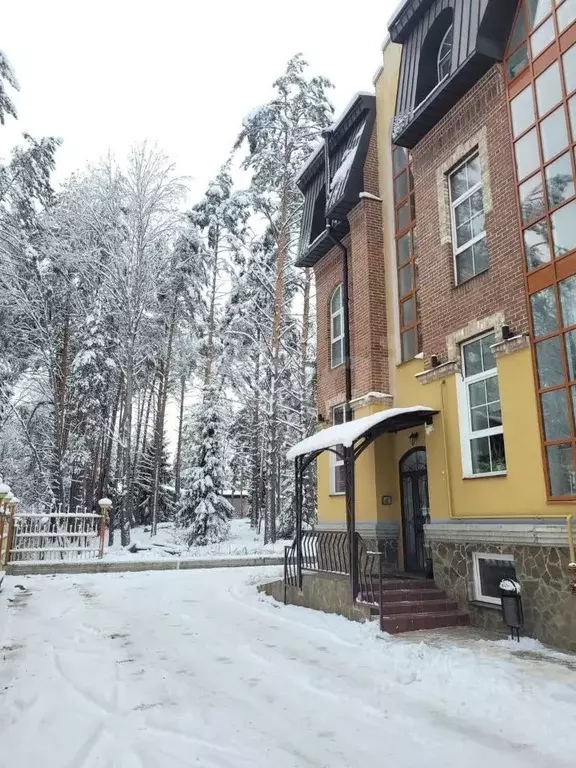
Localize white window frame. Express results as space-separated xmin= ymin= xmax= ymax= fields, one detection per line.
xmin=437 ymin=24 xmax=453 ymax=83
xmin=330 ymin=404 xmax=349 ymax=495
xmin=449 ymin=154 xmax=487 ymax=285
xmin=330 ymin=284 xmax=345 ymax=369
xmin=472 ymin=552 xmax=516 ymax=605
xmin=456 ymin=331 xmax=507 ymax=478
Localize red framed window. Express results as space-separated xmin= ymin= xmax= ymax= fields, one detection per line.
xmin=506 ymin=0 xmax=576 ymax=498
xmin=392 ymin=145 xmax=420 ymax=361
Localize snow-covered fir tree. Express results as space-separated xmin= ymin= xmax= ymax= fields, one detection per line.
xmin=178 ymin=387 xmax=234 ymax=546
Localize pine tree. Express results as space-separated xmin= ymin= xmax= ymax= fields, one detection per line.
xmin=135 ymin=435 xmax=175 ymax=526
xmin=232 ymin=55 xmax=332 ymax=542
xmin=178 ymin=387 xmax=233 ymax=546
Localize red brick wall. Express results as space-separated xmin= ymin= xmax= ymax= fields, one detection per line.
xmin=413 ymin=64 xmax=528 ymax=364
xmin=314 ymin=127 xmax=389 ymax=418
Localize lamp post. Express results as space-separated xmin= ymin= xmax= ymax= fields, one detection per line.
xmin=98 ymin=498 xmax=112 ymax=558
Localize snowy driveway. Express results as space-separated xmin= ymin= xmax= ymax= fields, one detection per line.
xmin=1 ymin=568 xmax=576 ymax=768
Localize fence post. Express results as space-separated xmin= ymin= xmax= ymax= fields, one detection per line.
xmin=5 ymin=504 xmax=15 ymax=566
xmin=98 ymin=498 xmax=112 ymax=558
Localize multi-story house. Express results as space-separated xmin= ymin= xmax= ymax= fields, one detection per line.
xmin=274 ymin=0 xmax=576 ymax=652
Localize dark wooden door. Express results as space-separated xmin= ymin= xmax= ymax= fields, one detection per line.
xmin=399 ymin=448 xmax=429 ymax=573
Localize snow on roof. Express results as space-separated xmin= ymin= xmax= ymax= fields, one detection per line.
xmin=287 ymin=406 xmax=436 ymax=460
xmin=295 ymin=91 xmax=374 ymax=186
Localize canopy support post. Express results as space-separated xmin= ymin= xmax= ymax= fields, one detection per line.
xmin=295 ymin=455 xmax=303 ymax=589
xmin=344 ymin=445 xmax=357 ymax=602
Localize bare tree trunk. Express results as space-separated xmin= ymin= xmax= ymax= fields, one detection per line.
xmin=203 ymin=232 xmax=220 ymax=389
xmin=151 ymin=298 xmax=178 ymax=535
xmin=174 ymin=372 xmax=186 ymax=500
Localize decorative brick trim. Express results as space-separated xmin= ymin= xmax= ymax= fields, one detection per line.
xmin=436 ymin=126 xmax=491 ymax=246
xmin=349 ymin=391 xmax=393 ymax=411
xmin=415 ymin=360 xmax=460 ymax=385
xmin=425 ymin=520 xmax=572 ymax=548
xmin=491 ymin=334 xmax=530 ymax=358
xmin=446 ymin=312 xmax=505 ymax=361
xmin=325 ymin=393 xmax=347 ymax=413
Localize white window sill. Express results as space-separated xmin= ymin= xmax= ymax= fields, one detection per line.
xmin=462 ymin=471 xmax=507 ymax=480
xmin=329 ymin=492 xmax=345 ymax=497
xmin=330 ymin=362 xmax=344 ymax=370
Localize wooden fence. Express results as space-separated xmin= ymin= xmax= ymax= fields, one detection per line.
xmin=1 ymin=506 xmax=105 ymax=564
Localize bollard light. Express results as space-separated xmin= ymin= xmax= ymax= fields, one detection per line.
xmin=500 ymin=578 xmax=524 ymax=642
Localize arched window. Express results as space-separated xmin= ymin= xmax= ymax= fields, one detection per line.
xmin=415 ymin=8 xmax=454 ymax=105
xmin=330 ymin=284 xmax=344 ymax=368
xmin=437 ymin=24 xmax=453 ymax=82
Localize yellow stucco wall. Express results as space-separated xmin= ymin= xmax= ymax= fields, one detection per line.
xmin=315 ymin=38 xmax=574 ymax=541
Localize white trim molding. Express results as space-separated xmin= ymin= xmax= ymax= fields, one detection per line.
xmin=349 ymin=392 xmax=394 ymax=412
xmin=425 ymin=520 xmax=574 ymax=548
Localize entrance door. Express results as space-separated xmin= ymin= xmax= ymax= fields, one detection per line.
xmin=399 ymin=448 xmax=429 ymax=574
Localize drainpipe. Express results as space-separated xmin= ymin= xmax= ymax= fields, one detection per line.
xmin=322 ymin=129 xmax=356 ymax=600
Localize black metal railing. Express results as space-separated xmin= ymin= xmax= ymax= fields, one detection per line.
xmin=283 ymin=530 xmax=369 ymax=601
xmin=283 ymin=530 xmax=386 ymax=626
xmin=357 ymin=541 xmax=385 ymax=628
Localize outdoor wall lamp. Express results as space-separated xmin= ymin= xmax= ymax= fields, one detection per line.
xmin=409 ymin=432 xmax=419 ymax=446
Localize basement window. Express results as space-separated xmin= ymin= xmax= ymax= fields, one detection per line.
xmin=472 ymin=553 xmax=517 ymax=605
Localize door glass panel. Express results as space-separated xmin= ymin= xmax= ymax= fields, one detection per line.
xmin=520 ymin=172 xmax=545 ymax=222
xmin=541 ymin=389 xmax=571 ymax=439
xmin=524 ymin=219 xmax=552 ymax=268
xmin=551 ymin=200 xmax=576 ymax=256
xmin=546 ymin=443 xmax=576 ymax=495
xmin=540 ymin=107 xmax=568 ymax=162
xmin=536 ymin=336 xmax=565 ymax=386
xmin=531 ymin=286 xmax=558 ymax=336
xmin=545 ymin=152 xmax=575 ymax=207
xmin=536 ymin=62 xmax=562 ymax=117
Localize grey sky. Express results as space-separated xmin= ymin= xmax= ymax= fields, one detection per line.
xmin=1 ymin=0 xmax=398 ymax=200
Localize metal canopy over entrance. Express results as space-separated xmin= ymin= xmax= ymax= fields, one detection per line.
xmin=288 ymin=406 xmax=438 ymax=600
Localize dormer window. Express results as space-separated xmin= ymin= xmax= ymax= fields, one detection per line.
xmin=415 ymin=8 xmax=454 ymax=106
xmin=437 ymin=24 xmax=453 ymax=83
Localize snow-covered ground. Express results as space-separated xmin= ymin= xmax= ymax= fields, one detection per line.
xmin=1 ymin=567 xmax=576 ymax=768
xmin=104 ymin=518 xmax=290 ymax=562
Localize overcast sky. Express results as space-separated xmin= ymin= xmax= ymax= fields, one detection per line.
xmin=1 ymin=0 xmax=399 ymax=201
